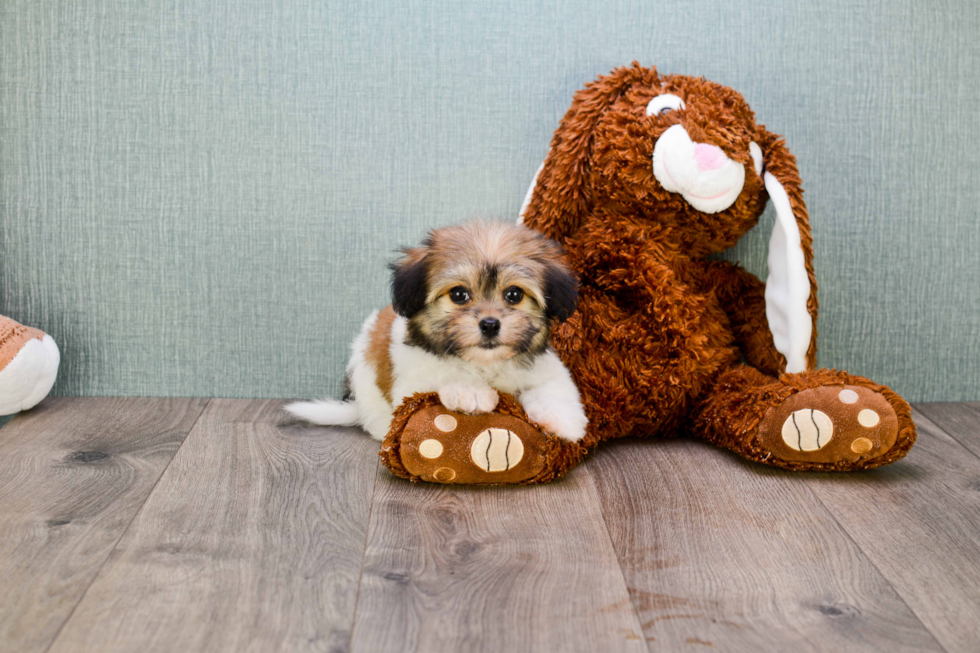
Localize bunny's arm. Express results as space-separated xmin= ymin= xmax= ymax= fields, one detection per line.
xmin=694 ymin=260 xmax=785 ymax=377
xmin=567 ymin=218 xmax=782 ymax=378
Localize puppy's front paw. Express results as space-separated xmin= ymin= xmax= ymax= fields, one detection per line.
xmin=438 ymin=384 xmax=499 ymax=414
xmin=522 ymin=398 xmax=588 ymax=442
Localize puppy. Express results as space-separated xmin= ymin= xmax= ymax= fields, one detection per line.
xmin=285 ymin=220 xmax=588 ymax=442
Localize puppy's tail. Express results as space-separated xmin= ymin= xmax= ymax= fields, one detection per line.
xmin=283 ymin=399 xmax=360 ymax=426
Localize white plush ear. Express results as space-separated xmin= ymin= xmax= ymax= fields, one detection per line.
xmin=763 ymin=171 xmax=813 ymax=373
xmin=517 ymin=162 xmax=544 ymax=224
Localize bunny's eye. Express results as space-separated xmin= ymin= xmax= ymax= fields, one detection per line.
xmin=646 ymin=94 xmax=686 ymax=117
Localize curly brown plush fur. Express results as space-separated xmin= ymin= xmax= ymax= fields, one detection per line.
xmin=379 ymin=63 xmax=916 ymax=483
xmin=519 ymin=62 xmax=915 ymax=473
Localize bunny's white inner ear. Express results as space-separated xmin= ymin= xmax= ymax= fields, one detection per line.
xmin=749 ymin=141 xmax=764 ymax=177
xmin=763 ymin=171 xmax=813 ymax=373
xmin=517 ymin=162 xmax=545 ymax=224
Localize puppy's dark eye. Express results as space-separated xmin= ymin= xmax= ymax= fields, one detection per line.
xmin=503 ymin=286 xmax=524 ymax=304
xmin=659 ymin=107 xmax=672 ymax=116
xmin=449 ymin=286 xmax=470 ymax=305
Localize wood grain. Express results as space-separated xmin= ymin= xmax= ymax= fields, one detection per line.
xmin=914 ymin=401 xmax=980 ymax=458
xmin=349 ymin=463 xmax=647 ymax=653
xmin=589 ymin=437 xmax=943 ymax=652
xmin=0 ymin=396 xmax=208 ymax=653
xmin=7 ymin=398 xmax=980 ymax=653
xmin=805 ymin=407 xmax=980 ymax=653
xmin=45 ymin=400 xmax=379 ymax=653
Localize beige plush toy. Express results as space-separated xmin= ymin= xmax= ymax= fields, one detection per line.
xmin=0 ymin=315 xmax=60 ymax=415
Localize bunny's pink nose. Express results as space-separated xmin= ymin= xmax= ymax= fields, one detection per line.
xmin=694 ymin=143 xmax=728 ymax=171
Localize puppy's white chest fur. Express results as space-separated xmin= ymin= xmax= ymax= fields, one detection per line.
xmin=349 ymin=308 xmax=587 ymax=443
xmin=391 ymin=315 xmax=533 ymax=394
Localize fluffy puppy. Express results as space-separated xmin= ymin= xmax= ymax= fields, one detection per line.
xmin=285 ymin=220 xmax=588 ymax=442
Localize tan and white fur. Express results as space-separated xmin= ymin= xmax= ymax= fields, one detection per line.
xmin=285 ymin=221 xmax=588 ymax=442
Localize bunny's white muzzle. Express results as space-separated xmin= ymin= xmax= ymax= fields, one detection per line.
xmin=652 ymin=124 xmax=745 ymax=214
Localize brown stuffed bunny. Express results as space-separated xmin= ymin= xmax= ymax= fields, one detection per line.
xmin=380 ymin=63 xmax=916 ymax=484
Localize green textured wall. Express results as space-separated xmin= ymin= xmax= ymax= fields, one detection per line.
xmin=1 ymin=0 xmax=978 ymax=402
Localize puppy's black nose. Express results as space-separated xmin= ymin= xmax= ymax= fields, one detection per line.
xmin=479 ymin=317 xmax=500 ymax=337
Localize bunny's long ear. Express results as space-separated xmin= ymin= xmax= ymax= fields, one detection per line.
xmin=520 ymin=63 xmax=654 ymax=241
xmin=756 ymin=127 xmax=819 ymax=373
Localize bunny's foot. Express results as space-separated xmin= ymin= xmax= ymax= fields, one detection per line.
xmin=380 ymin=392 xmax=587 ymax=485
xmin=757 ymin=385 xmax=900 ymax=466
xmin=693 ymin=366 xmax=916 ymax=471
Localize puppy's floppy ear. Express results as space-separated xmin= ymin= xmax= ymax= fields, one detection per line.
xmin=521 ymin=62 xmax=657 ymax=242
xmin=755 ymin=125 xmax=818 ymax=373
xmin=542 ymin=261 xmax=579 ymax=323
xmin=389 ymin=246 xmax=430 ymax=318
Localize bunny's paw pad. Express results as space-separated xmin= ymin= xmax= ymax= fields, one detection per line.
xmin=757 ymin=385 xmax=899 ymax=464
xmin=394 ymin=406 xmax=550 ymax=484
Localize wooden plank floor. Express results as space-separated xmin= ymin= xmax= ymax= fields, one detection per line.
xmin=1 ymin=399 xmax=978 ymax=653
